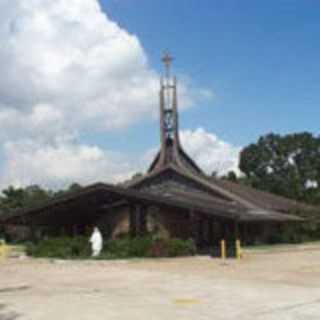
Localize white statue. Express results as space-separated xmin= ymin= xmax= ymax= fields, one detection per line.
xmin=89 ymin=227 xmax=103 ymax=257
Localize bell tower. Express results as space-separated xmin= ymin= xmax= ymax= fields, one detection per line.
xmin=148 ymin=53 xmax=203 ymax=175
xmin=160 ymin=53 xmax=180 ymax=161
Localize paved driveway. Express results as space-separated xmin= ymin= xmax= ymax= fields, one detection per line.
xmin=1 ymin=245 xmax=320 ymax=320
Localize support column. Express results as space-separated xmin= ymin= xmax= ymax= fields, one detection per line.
xmin=242 ymin=223 xmax=248 ymax=245
xmin=129 ymin=205 xmax=137 ymax=237
xmin=234 ymin=220 xmax=240 ymax=240
xmin=190 ymin=210 xmax=201 ymax=247
xmin=72 ymin=225 xmax=78 ymax=237
xmin=130 ymin=204 xmax=147 ymax=237
xmin=30 ymin=223 xmax=36 ymax=242
xmin=222 ymin=221 xmax=228 ymax=241
xmin=135 ymin=205 xmax=141 ymax=236
xmin=140 ymin=206 xmax=147 ymax=236
xmin=208 ymin=218 xmax=214 ymax=245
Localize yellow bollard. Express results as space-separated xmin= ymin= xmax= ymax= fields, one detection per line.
xmin=0 ymin=244 xmax=5 ymax=260
xmin=0 ymin=240 xmax=8 ymax=261
xmin=221 ymin=239 xmax=226 ymax=260
xmin=236 ymin=239 xmax=242 ymax=260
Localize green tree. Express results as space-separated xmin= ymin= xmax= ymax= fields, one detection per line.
xmin=0 ymin=186 xmax=26 ymax=209
xmin=239 ymin=132 xmax=320 ymax=204
xmin=0 ymin=185 xmax=52 ymax=210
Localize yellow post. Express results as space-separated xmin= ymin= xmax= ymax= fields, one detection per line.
xmin=0 ymin=241 xmax=7 ymax=260
xmin=236 ymin=239 xmax=241 ymax=260
xmin=221 ymin=239 xmax=226 ymax=260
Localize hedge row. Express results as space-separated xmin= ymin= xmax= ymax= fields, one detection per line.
xmin=26 ymin=236 xmax=196 ymax=259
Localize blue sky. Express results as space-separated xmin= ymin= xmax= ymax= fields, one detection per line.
xmin=102 ymin=0 xmax=320 ymax=146
xmin=0 ymin=0 xmax=319 ymax=189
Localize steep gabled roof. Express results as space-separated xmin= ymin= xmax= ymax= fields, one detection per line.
xmin=127 ymin=163 xmax=315 ymax=216
xmin=148 ymin=144 xmax=203 ymax=175
xmin=128 ymin=164 xmax=259 ymax=208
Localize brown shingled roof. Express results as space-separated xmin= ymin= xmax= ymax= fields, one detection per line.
xmin=0 ymin=182 xmax=302 ymax=226
xmin=209 ymin=178 xmax=318 ymax=214
xmin=128 ymin=164 xmax=313 ymax=220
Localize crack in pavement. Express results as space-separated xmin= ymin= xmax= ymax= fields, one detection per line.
xmin=0 ymin=286 xmax=31 ymax=294
xmin=253 ymin=298 xmax=320 ymax=317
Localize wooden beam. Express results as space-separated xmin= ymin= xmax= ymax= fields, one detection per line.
xmin=101 ymin=200 xmax=128 ymax=210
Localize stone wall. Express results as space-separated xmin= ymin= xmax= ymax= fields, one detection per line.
xmin=97 ymin=205 xmax=192 ymax=240
xmin=97 ymin=206 xmax=130 ymax=239
xmin=147 ymin=207 xmax=191 ymax=239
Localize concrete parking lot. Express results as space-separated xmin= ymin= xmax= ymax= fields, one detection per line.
xmin=1 ymin=244 xmax=320 ymax=320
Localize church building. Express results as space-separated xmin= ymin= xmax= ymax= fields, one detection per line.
xmin=1 ymin=55 xmax=308 ymax=248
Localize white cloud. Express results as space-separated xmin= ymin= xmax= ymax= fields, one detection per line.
xmin=0 ymin=127 xmax=241 ymax=190
xmin=0 ymin=0 xmax=209 ymax=138
xmin=180 ymin=128 xmax=241 ymax=176
xmin=0 ymin=0 xmax=217 ymax=189
xmin=0 ymin=0 xmax=157 ymax=136
xmin=0 ymin=139 xmax=139 ymax=190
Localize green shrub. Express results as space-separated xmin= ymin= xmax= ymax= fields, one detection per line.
xmin=26 ymin=236 xmax=90 ymax=259
xmin=26 ymin=235 xmax=196 ymax=259
xmin=148 ymin=238 xmax=196 ymax=258
xmin=103 ymin=236 xmax=153 ymax=258
xmin=277 ymin=222 xmax=320 ymax=244
xmin=148 ymin=240 xmax=170 ymax=257
xmin=103 ymin=236 xmax=195 ymax=258
xmin=167 ymin=238 xmax=196 ymax=257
